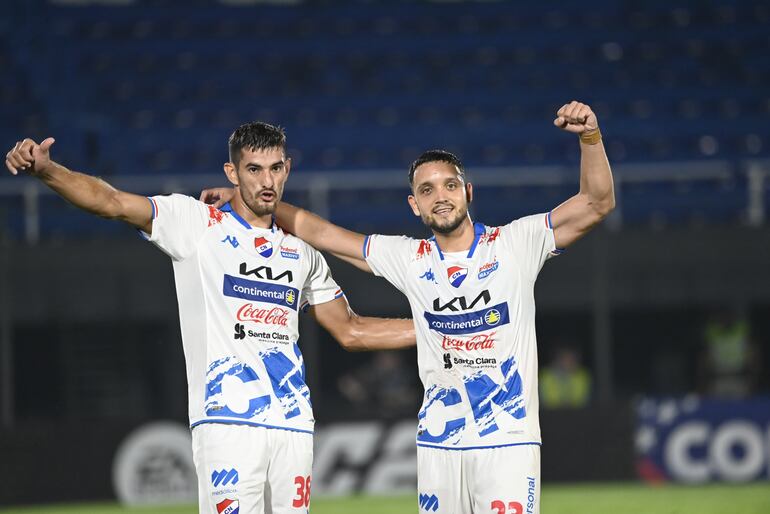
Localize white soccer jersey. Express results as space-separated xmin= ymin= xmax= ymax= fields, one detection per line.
xmin=145 ymin=194 xmax=342 ymax=434
xmin=364 ymin=214 xmax=561 ymax=449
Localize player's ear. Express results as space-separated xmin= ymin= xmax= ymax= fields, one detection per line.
xmin=466 ymin=182 xmax=473 ymax=204
xmin=284 ymin=156 xmax=292 ymax=176
xmin=224 ymin=162 xmax=239 ymax=186
xmin=407 ymin=194 xmax=421 ymax=217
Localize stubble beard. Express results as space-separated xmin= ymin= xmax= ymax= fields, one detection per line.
xmin=240 ymin=188 xmax=281 ymax=217
xmin=424 ymin=205 xmax=468 ymax=235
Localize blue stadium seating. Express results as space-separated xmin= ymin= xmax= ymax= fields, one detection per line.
xmin=1 ymin=0 xmax=768 ymax=237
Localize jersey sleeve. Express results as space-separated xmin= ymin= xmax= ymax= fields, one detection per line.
xmin=300 ymin=246 xmax=344 ymax=310
xmin=143 ymin=194 xmax=211 ymax=261
xmin=362 ymin=234 xmax=414 ymax=293
xmin=501 ymin=212 xmax=562 ymax=280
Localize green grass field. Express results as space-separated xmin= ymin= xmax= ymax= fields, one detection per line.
xmin=2 ymin=483 xmax=769 ymax=514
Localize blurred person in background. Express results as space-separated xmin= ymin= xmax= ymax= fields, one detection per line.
xmin=204 ymin=100 xmax=615 ymax=514
xmin=698 ymin=307 xmax=761 ymax=398
xmin=337 ymin=350 xmax=420 ymax=416
xmin=539 ymin=343 xmax=591 ymax=409
xmin=4 ymin=122 xmax=416 ymax=514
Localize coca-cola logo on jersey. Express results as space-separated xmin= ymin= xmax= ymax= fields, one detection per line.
xmin=441 ymin=332 xmax=495 ymax=351
xmin=236 ymin=303 xmax=290 ymax=326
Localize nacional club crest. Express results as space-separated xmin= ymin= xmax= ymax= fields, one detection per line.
xmin=447 ymin=266 xmax=468 ymax=288
xmin=254 ymin=237 xmax=273 ymax=258
xmin=216 ymin=498 xmax=240 ymax=514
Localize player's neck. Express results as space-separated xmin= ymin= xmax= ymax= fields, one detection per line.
xmin=432 ymin=218 xmax=475 ymax=253
xmin=231 ymin=196 xmax=273 ymax=230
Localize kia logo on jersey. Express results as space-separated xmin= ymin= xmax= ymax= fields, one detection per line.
xmin=254 ymin=237 xmax=273 ymax=258
xmin=433 ymin=290 xmax=491 ymax=312
xmin=447 ymin=266 xmax=468 ymax=288
xmin=239 ymin=263 xmax=294 ymax=283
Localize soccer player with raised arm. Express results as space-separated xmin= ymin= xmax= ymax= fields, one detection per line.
xmin=5 ymin=122 xmax=416 ymax=514
xmin=204 ymin=101 xmax=615 ymax=513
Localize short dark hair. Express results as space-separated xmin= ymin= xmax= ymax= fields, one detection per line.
xmin=228 ymin=121 xmax=286 ymax=165
xmin=408 ymin=149 xmax=465 ymax=185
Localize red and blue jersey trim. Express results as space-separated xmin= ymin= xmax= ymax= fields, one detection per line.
xmin=546 ymin=210 xmax=566 ymax=254
xmin=147 ymin=197 xmax=159 ymax=219
xmin=300 ymin=289 xmax=344 ymax=313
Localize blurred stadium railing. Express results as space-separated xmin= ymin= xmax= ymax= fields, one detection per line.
xmin=1 ymin=159 xmax=769 ymax=243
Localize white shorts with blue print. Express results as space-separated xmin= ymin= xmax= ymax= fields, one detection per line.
xmin=417 ymin=444 xmax=540 ymax=514
xmin=192 ymin=423 xmax=313 ymax=514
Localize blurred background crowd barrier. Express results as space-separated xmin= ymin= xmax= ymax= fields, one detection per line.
xmin=1 ymin=0 xmax=769 ymax=506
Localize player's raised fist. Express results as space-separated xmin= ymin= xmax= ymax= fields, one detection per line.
xmin=553 ymin=101 xmax=598 ymax=134
xmin=5 ymin=137 xmax=56 ymax=176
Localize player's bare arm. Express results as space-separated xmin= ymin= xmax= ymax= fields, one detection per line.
xmin=548 ymin=101 xmax=616 ymax=249
xmin=5 ymin=138 xmax=153 ymax=233
xmin=200 ymin=187 xmax=373 ymax=272
xmin=308 ymin=296 xmax=415 ymax=352
xmin=275 ymin=202 xmax=372 ymax=271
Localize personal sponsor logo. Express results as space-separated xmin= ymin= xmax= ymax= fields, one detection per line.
xmin=236 ymin=304 xmax=290 ymax=326
xmin=424 ymin=302 xmax=509 ymax=335
xmin=234 ymin=322 xmax=290 ymax=343
xmin=221 ymin=235 xmax=240 ymax=249
xmin=216 ymin=498 xmax=239 ymax=514
xmin=419 ymin=269 xmax=438 ymax=284
xmin=433 ymin=290 xmax=490 ymax=312
xmin=239 ymin=262 xmax=293 ymax=283
xmin=223 ymin=275 xmax=298 ymax=310
xmin=526 ymin=476 xmax=537 ymax=514
xmin=280 ymin=246 xmax=300 ymax=260
xmin=479 ymin=227 xmax=501 ymax=245
xmin=447 ymin=266 xmax=468 ymax=288
xmin=208 ymin=206 xmax=226 ymax=226
xmin=418 ymin=493 xmax=439 ymax=512
xmin=254 ymin=237 xmax=273 ymax=258
xmin=441 ymin=332 xmax=496 ymax=351
xmin=478 ymin=259 xmax=499 ymax=279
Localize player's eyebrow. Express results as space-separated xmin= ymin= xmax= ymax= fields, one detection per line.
xmin=415 ymin=173 xmax=463 ymax=189
xmin=244 ymin=159 xmax=285 ymax=169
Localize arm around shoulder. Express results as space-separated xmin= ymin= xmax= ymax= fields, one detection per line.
xmin=309 ymin=296 xmax=416 ymax=352
xmin=275 ymin=202 xmax=370 ymax=270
